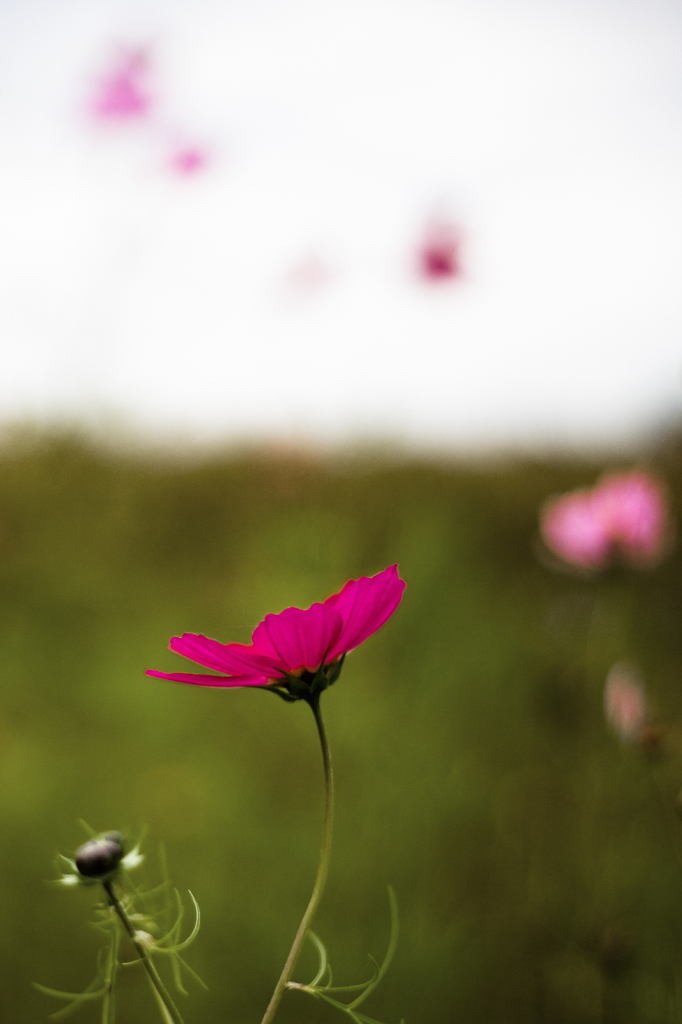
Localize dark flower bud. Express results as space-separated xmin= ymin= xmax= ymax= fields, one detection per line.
xmin=75 ymin=836 xmax=124 ymax=879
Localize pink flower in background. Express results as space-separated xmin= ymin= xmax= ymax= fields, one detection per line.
xmin=169 ymin=146 xmax=209 ymax=176
xmin=594 ymin=472 xmax=667 ymax=563
xmin=418 ymin=219 xmax=463 ymax=282
xmin=541 ymin=488 xmax=612 ymax=568
xmin=540 ymin=470 xmax=669 ymax=570
xmin=87 ymin=44 xmax=213 ymax=179
xmin=604 ymin=663 xmax=649 ymax=743
xmin=284 ymin=252 xmax=333 ymax=294
xmin=91 ymin=47 xmax=152 ymax=121
xmin=147 ymin=565 xmax=406 ymax=692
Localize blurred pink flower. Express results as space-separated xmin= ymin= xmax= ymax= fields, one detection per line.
xmin=541 ymin=489 xmax=612 ymax=568
xmin=604 ymin=663 xmax=648 ymax=743
xmin=147 ymin=565 xmax=406 ymax=693
xmin=593 ymin=473 xmax=667 ymax=563
xmin=540 ymin=470 xmax=669 ymax=570
xmin=284 ymin=252 xmax=333 ymax=293
xmin=418 ymin=220 xmax=463 ymax=282
xmin=169 ymin=146 xmax=208 ymax=176
xmin=91 ymin=47 xmax=152 ymax=121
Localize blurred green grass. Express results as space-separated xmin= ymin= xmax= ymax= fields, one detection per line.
xmin=3 ymin=431 xmax=682 ymax=1024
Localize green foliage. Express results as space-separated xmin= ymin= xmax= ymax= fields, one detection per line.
xmin=34 ymin=927 xmax=120 ymax=1023
xmin=288 ymin=887 xmax=399 ymax=1024
xmin=2 ymin=431 xmax=682 ymax=1022
xmin=34 ymin=829 xmax=203 ymax=1022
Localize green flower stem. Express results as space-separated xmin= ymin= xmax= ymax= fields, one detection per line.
xmin=102 ymin=921 xmax=119 ymax=1024
xmin=260 ymin=693 xmax=335 ymax=1024
xmin=102 ymin=879 xmax=186 ymax=1024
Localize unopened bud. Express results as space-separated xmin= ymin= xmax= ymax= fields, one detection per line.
xmin=75 ymin=836 xmax=125 ymax=879
xmin=604 ymin=664 xmax=648 ymax=744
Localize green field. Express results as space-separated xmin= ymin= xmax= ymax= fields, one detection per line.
xmin=3 ymin=430 xmax=682 ymax=1024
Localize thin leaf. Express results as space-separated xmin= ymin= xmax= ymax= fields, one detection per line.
xmin=291 ymin=887 xmax=400 ymax=1024
xmin=347 ymin=887 xmax=398 ymax=1011
xmin=312 ymin=991 xmax=367 ymax=1024
xmin=319 ymin=956 xmax=378 ymax=994
xmin=163 ymin=892 xmax=201 ymax=954
xmin=158 ymin=842 xmax=172 ymax=932
xmin=131 ymin=879 xmax=172 ymax=902
xmin=175 ymin=953 xmax=209 ymax=992
xmin=307 ymin=930 xmax=328 ymax=988
xmin=313 ymin=993 xmax=391 ymax=1024
xmin=323 ymin=979 xmax=379 ymax=995
xmin=50 ymin=998 xmax=103 ymax=1023
xmin=353 ymin=1012 xmax=393 ymax=1024
xmin=172 ymin=888 xmax=184 ymax=942
xmin=170 ymin=948 xmax=188 ymax=997
xmin=33 ymin=973 xmax=109 ymax=1024
xmin=32 ymin=983 xmax=108 ymax=1003
xmin=155 ymin=893 xmax=185 ymax=949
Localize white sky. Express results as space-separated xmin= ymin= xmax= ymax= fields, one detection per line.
xmin=0 ymin=0 xmax=681 ymax=451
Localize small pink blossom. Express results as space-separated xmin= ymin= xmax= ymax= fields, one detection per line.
xmin=283 ymin=252 xmax=333 ymax=294
xmin=593 ymin=473 xmax=667 ymax=564
xmin=91 ymin=47 xmax=152 ymax=121
xmin=169 ymin=146 xmax=208 ymax=176
xmin=540 ymin=470 xmax=669 ymax=570
xmin=604 ymin=664 xmax=648 ymax=743
xmin=541 ymin=489 xmax=612 ymax=568
xmin=417 ymin=220 xmax=463 ymax=282
xmin=147 ymin=565 xmax=406 ymax=695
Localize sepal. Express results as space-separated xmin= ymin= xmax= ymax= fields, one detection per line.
xmin=270 ymin=654 xmax=347 ymax=703
xmin=326 ymin=654 xmax=346 ymax=686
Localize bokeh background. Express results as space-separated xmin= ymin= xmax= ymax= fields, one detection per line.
xmin=2 ymin=0 xmax=682 ymax=1022
xmin=3 ymin=436 xmax=682 ymax=1024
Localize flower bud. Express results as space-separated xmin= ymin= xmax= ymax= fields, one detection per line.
xmin=75 ymin=836 xmax=125 ymax=879
xmin=604 ymin=664 xmax=648 ymax=744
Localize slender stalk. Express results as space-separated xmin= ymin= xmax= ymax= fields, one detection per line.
xmin=102 ymin=879 xmax=186 ymax=1024
xmin=102 ymin=918 xmax=119 ymax=1024
xmin=260 ymin=693 xmax=335 ymax=1024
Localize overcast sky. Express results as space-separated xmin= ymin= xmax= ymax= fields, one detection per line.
xmin=0 ymin=0 xmax=681 ymax=452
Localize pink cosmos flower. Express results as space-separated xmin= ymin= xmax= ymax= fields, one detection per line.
xmin=593 ymin=473 xmax=667 ymax=563
xmin=541 ymin=488 xmax=612 ymax=569
xmin=147 ymin=565 xmax=406 ymax=699
xmin=604 ymin=663 xmax=649 ymax=744
xmin=540 ymin=470 xmax=668 ymax=570
xmin=169 ymin=146 xmax=209 ymax=176
xmin=284 ymin=252 xmax=333 ymax=294
xmin=418 ymin=219 xmax=463 ymax=282
xmin=91 ymin=47 xmax=152 ymax=121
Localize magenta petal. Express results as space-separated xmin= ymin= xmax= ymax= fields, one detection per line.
xmin=169 ymin=633 xmax=278 ymax=675
xmin=252 ymin=602 xmax=343 ymax=673
xmin=593 ymin=472 xmax=667 ymax=560
xmin=146 ymin=669 xmax=267 ymax=688
xmin=540 ymin=493 xmax=611 ymax=568
xmin=93 ymin=74 xmax=150 ymax=119
xmin=326 ymin=564 xmax=406 ymax=659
